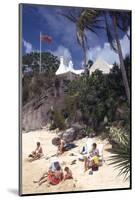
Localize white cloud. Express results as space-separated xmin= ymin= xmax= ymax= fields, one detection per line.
xmin=37 ymin=7 xmax=77 ymax=47
xmin=51 ymin=45 xmax=72 ymax=65
xmin=87 ymin=33 xmax=130 ymax=65
xmin=23 ymin=39 xmax=33 ymax=54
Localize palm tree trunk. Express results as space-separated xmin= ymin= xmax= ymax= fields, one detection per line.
xmin=112 ymin=15 xmax=130 ymax=105
xmin=82 ymin=41 xmax=87 ymax=74
xmin=84 ymin=47 xmax=87 ymax=71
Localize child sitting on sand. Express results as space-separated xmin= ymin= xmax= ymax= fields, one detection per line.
xmin=28 ymin=142 xmax=43 ymax=161
xmin=64 ymin=167 xmax=73 ymax=180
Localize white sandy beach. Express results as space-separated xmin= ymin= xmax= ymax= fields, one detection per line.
xmin=22 ymin=129 xmax=130 ymax=194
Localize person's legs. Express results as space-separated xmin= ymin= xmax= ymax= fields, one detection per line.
xmin=33 ymin=172 xmax=47 ymax=183
xmin=84 ymin=157 xmax=89 ymax=171
xmin=32 ymin=152 xmax=43 ymax=161
xmin=38 ymin=177 xmax=47 ymax=186
xmin=28 ymin=151 xmax=36 ymax=158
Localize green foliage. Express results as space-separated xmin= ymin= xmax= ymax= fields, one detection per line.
xmin=108 ymin=126 xmax=130 ymax=181
xmin=64 ymin=63 xmax=129 ymax=132
xmin=50 ymin=110 xmax=66 ymax=130
xmin=22 ymin=52 xmax=59 ymax=105
xmin=64 ymin=92 xmax=79 ymax=121
xmin=23 ymin=52 xmax=59 ymax=74
xmin=84 ymin=126 xmax=95 ymax=137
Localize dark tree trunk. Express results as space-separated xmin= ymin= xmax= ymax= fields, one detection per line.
xmin=112 ymin=15 xmax=130 ymax=105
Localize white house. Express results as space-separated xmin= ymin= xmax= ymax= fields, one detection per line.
xmin=89 ymin=57 xmax=112 ymax=75
xmin=55 ymin=57 xmax=84 ymax=77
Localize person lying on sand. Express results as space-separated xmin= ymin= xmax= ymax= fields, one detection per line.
xmin=33 ymin=162 xmax=63 ymax=186
xmin=57 ymin=138 xmax=65 ymax=155
xmin=84 ymin=143 xmax=99 ymax=172
xmin=64 ymin=167 xmax=73 ymax=180
xmin=28 ymin=142 xmax=43 ymax=161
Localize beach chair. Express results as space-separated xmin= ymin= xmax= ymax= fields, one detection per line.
xmin=79 ymin=138 xmax=94 ymax=154
xmin=78 ymin=138 xmax=94 ymax=160
xmin=97 ymin=143 xmax=105 ymax=165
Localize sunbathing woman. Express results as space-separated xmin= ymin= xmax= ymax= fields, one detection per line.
xmin=28 ymin=142 xmax=43 ymax=161
xmin=64 ymin=167 xmax=73 ymax=180
xmin=84 ymin=143 xmax=99 ymax=172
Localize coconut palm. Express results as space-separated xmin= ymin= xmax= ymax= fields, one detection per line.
xmin=104 ymin=11 xmax=130 ymax=104
xmin=59 ymin=9 xmax=104 ymax=71
xmin=60 ymin=9 xmax=130 ymax=104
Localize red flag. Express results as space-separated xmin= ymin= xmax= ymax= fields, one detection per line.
xmin=41 ymin=35 xmax=52 ymax=43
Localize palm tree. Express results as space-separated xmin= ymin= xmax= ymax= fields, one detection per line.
xmin=104 ymin=11 xmax=130 ymax=104
xmin=108 ymin=126 xmax=130 ymax=181
xmin=59 ymin=9 xmax=103 ymax=71
xmin=60 ymin=9 xmax=130 ymax=104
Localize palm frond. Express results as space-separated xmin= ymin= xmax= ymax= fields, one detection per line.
xmin=108 ymin=126 xmax=130 ymax=181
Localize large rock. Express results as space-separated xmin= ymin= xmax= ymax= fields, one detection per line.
xmin=22 ymin=87 xmax=66 ymax=132
xmin=71 ymin=122 xmax=84 ymax=131
xmin=62 ymin=128 xmax=77 ymax=143
xmin=52 ymin=125 xmax=86 ymax=144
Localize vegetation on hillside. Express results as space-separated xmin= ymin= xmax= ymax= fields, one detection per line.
xmin=64 ymin=58 xmax=130 ymax=133
xmin=22 ymin=52 xmax=59 ymax=104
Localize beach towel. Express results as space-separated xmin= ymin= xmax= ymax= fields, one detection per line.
xmin=64 ymin=143 xmax=77 ymax=151
xmin=47 ymin=172 xmax=63 ymax=185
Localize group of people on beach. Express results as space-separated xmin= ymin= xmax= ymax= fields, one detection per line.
xmin=28 ymin=138 xmax=100 ymax=186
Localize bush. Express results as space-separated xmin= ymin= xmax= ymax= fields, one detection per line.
xmin=64 ymin=64 xmax=129 ymax=132
xmin=50 ymin=110 xmax=66 ymax=130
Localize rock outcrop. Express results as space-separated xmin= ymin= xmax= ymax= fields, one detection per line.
xmin=22 ymin=86 xmax=66 ymax=132
xmin=52 ymin=123 xmax=86 ymax=145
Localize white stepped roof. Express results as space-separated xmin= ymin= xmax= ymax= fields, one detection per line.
xmin=56 ymin=57 xmax=84 ymax=76
xmin=55 ymin=57 xmax=68 ymax=75
xmin=89 ymin=57 xmax=112 ymax=75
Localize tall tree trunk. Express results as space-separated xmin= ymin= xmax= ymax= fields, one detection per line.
xmin=82 ymin=42 xmax=87 ymax=74
xmin=112 ymin=15 xmax=130 ymax=105
xmin=84 ymin=47 xmax=87 ymax=72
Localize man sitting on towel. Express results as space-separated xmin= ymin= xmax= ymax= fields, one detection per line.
xmin=84 ymin=143 xmax=99 ymax=171
xmin=28 ymin=142 xmax=43 ymax=160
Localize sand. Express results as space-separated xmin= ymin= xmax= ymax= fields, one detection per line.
xmin=22 ymin=128 xmax=130 ymax=195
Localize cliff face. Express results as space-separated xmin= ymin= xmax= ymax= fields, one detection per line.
xmin=22 ymin=85 xmax=66 ymax=132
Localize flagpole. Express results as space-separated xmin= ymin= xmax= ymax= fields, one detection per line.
xmin=39 ymin=31 xmax=42 ymax=73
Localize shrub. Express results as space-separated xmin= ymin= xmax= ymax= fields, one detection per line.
xmin=50 ymin=110 xmax=66 ymax=130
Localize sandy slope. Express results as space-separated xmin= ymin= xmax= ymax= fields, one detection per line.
xmin=22 ymin=129 xmax=130 ymax=194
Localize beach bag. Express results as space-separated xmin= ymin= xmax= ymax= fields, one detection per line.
xmin=92 ymin=165 xmax=99 ymax=171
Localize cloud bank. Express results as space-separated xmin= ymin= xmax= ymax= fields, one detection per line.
xmin=51 ymin=45 xmax=72 ymax=65
xmin=87 ymin=32 xmax=130 ymax=65
xmin=23 ymin=39 xmax=34 ymax=54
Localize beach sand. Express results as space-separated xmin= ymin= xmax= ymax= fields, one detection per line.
xmin=22 ymin=129 xmax=130 ymax=195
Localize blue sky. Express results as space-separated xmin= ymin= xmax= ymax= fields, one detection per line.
xmin=22 ymin=4 xmax=130 ymax=68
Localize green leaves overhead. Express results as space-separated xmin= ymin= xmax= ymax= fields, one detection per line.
xmin=108 ymin=126 xmax=130 ymax=181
